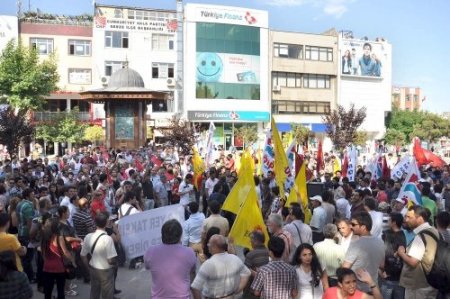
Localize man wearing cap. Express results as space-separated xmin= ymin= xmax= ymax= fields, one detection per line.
xmin=310 ymin=195 xmax=327 ymax=243
xmin=393 ymin=196 xmax=408 ymax=216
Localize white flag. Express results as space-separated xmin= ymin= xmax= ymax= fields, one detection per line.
xmin=347 ymin=145 xmax=358 ymax=182
xmin=205 ymin=122 xmax=216 ymax=167
xmin=261 ymin=129 xmax=274 ymax=177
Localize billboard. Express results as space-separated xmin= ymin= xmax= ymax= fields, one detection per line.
xmin=341 ymin=40 xmax=387 ymax=78
xmin=196 ymin=52 xmax=260 ymax=84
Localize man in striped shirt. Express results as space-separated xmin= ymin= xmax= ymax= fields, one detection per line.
xmin=73 ymin=198 xmax=95 ymax=240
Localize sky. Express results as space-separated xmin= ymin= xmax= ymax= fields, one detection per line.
xmin=1 ymin=0 xmax=449 ymax=113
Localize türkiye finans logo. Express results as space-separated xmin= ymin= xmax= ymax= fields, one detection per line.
xmin=245 ymin=12 xmax=257 ymax=25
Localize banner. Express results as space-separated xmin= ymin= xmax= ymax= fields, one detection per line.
xmin=204 ymin=122 xmax=216 ymax=167
xmin=398 ymin=158 xmax=423 ymax=206
xmin=391 ymin=155 xmax=413 ymax=180
xmin=261 ymin=129 xmax=274 ymax=177
xmin=118 ymin=205 xmax=185 ymax=259
xmin=347 ymin=145 xmax=358 ymax=182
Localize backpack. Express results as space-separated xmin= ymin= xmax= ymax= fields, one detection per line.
xmin=419 ymin=230 xmax=450 ymax=293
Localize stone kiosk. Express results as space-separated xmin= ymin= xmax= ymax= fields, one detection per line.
xmin=80 ymin=66 xmax=168 ymax=149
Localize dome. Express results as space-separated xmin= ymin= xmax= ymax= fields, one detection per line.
xmin=108 ymin=66 xmax=145 ymax=88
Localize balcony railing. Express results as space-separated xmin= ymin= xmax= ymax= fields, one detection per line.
xmin=33 ymin=111 xmax=90 ymax=122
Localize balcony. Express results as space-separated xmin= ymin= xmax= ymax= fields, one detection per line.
xmin=33 ymin=111 xmax=90 ymax=122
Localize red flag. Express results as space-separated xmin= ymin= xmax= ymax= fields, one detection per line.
xmin=422 ymin=149 xmax=446 ymax=169
xmin=413 ymin=137 xmax=427 ymax=166
xmin=105 ymin=167 xmax=113 ymax=185
xmin=294 ymin=150 xmax=304 ymax=178
xmin=316 ymin=140 xmax=324 ymax=173
xmin=382 ymin=156 xmax=391 ymax=180
xmin=134 ymin=158 xmax=144 ymax=172
xmin=342 ymin=154 xmax=349 ymax=178
xmin=151 ymin=155 xmax=162 ymax=167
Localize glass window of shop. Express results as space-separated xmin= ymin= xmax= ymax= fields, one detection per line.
xmin=196 ymin=23 xmax=260 ymax=100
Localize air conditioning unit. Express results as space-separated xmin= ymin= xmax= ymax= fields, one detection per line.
xmin=272 ymin=85 xmax=281 ymax=92
xmin=101 ymin=76 xmax=109 ymax=86
xmin=167 ymin=78 xmax=176 ymax=87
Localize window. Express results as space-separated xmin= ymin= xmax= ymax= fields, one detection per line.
xmin=68 ymin=40 xmax=91 ymax=56
xmin=152 ymin=34 xmax=174 ymax=51
xmin=305 ymin=46 xmax=333 ymax=61
xmin=128 ymin=10 xmax=170 ymax=21
xmin=303 ymin=74 xmax=330 ymax=89
xmin=68 ymin=68 xmax=92 ymax=85
xmin=105 ymin=31 xmax=129 ymax=48
xmin=272 ymin=100 xmax=330 ymax=115
xmin=273 ymin=43 xmax=302 ymax=59
xmin=30 ymin=38 xmax=53 ymax=55
xmin=152 ymin=63 xmax=174 ymax=78
xmin=272 ymin=72 xmax=301 ymax=88
xmin=105 ymin=61 xmax=125 ymax=76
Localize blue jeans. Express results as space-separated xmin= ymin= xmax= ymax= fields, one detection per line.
xmin=144 ymin=198 xmax=154 ymax=210
xmin=379 ymin=278 xmax=405 ymax=299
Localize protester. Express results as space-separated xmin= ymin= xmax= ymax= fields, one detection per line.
xmin=0 ymin=250 xmax=33 ymax=299
xmin=144 ymin=219 xmax=196 ymax=299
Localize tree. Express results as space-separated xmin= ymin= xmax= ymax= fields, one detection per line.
xmin=35 ymin=107 xmax=87 ymax=146
xmin=83 ymin=125 xmax=105 ymax=146
xmin=235 ymin=125 xmax=258 ymax=148
xmin=384 ymin=128 xmax=406 ymax=146
xmin=0 ymin=40 xmax=59 ymax=115
xmin=410 ymin=114 xmax=450 ymax=144
xmin=291 ymin=124 xmax=314 ymax=147
xmin=162 ymin=114 xmax=197 ymax=155
xmin=354 ymin=130 xmax=369 ymax=146
xmin=322 ymin=104 xmax=367 ymax=150
xmin=385 ymin=107 xmax=425 ymax=143
xmin=0 ymin=106 xmax=34 ymax=158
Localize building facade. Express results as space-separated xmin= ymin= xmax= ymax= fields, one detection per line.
xmin=270 ymin=29 xmax=338 ymax=135
xmin=19 ymin=15 xmax=93 ymax=126
xmin=337 ymin=34 xmax=392 ymax=139
xmin=392 ymin=86 xmax=423 ymax=111
xmin=183 ymin=3 xmax=270 ymax=149
xmin=92 ymin=4 xmax=178 ymax=135
xmin=0 ymin=15 xmax=18 ymax=51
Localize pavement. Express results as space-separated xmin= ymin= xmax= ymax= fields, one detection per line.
xmin=33 ymin=265 xmax=153 ymax=299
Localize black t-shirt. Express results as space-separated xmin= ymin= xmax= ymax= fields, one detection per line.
xmin=382 ymin=229 xmax=406 ymax=281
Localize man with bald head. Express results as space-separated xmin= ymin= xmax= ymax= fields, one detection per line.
xmin=191 ymin=234 xmax=251 ymax=299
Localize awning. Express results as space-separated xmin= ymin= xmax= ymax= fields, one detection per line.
xmin=276 ymin=123 xmax=327 ymax=133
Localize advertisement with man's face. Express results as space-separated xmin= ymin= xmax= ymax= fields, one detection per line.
xmin=341 ymin=40 xmax=387 ymax=78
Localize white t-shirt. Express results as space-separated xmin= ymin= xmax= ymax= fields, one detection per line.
xmin=296 ymin=265 xmax=324 ymax=299
xmin=369 ymin=210 xmax=384 ymax=239
xmin=205 ymin=178 xmax=219 ymax=197
xmin=118 ymin=203 xmax=139 ymax=219
xmin=179 ymin=181 xmax=194 ymax=206
xmin=81 ymin=230 xmax=117 ymax=270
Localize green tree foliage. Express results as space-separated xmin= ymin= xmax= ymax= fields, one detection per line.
xmin=386 ymin=107 xmax=450 ymax=143
xmin=235 ymin=125 xmax=258 ymax=148
xmin=411 ymin=114 xmax=450 ymax=144
xmin=383 ymin=128 xmax=406 ymax=146
xmin=322 ymin=104 xmax=367 ymax=150
xmin=354 ymin=130 xmax=369 ymax=146
xmin=291 ymin=124 xmax=314 ymax=146
xmin=385 ymin=107 xmax=425 ymax=143
xmin=0 ymin=106 xmax=34 ymax=157
xmin=83 ymin=125 xmax=105 ymax=145
xmin=0 ymin=40 xmax=59 ymax=114
xmin=35 ymin=108 xmax=87 ymax=145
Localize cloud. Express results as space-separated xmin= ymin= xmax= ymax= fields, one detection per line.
xmin=264 ymin=0 xmax=356 ymax=18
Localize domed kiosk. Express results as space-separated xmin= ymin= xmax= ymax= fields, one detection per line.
xmin=80 ymin=66 xmax=168 ymax=149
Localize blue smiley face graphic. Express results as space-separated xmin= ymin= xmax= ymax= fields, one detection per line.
xmin=196 ymin=52 xmax=223 ymax=83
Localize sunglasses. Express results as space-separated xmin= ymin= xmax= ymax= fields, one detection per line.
xmin=351 ymin=222 xmax=360 ymax=227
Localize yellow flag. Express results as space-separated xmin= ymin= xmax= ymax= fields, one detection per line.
xmin=222 ymin=157 xmax=253 ymax=214
xmin=256 ymin=146 xmax=263 ymax=176
xmin=333 ymin=157 xmax=341 ymax=175
xmin=271 ymin=117 xmax=291 ymax=198
xmin=229 ymin=178 xmax=269 ymax=249
xmin=235 ymin=154 xmax=241 ymax=173
xmin=286 ymin=162 xmax=312 ymax=224
xmin=192 ymin=147 xmax=206 ymax=190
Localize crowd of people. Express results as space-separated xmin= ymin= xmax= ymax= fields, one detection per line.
xmin=0 ymin=144 xmax=449 ymax=299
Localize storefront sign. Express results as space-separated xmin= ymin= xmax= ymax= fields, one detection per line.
xmin=188 ymin=110 xmax=269 ymax=122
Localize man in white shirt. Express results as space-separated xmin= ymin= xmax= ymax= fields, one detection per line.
xmin=118 ymin=191 xmax=140 ymax=219
xmin=60 ymin=186 xmax=77 ymax=225
xmin=310 ymin=195 xmax=327 ymax=243
xmin=179 ymin=174 xmax=195 ymax=206
xmin=81 ymin=212 xmax=117 ymax=299
xmin=335 ymin=187 xmax=351 ymax=219
xmin=182 ymin=202 xmax=205 ymax=254
xmin=364 ymin=197 xmax=383 ymax=239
